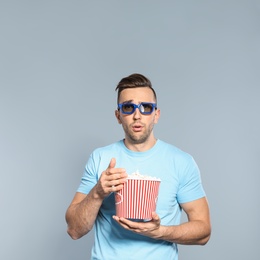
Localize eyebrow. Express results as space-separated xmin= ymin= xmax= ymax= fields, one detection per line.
xmin=121 ymin=100 xmax=134 ymax=104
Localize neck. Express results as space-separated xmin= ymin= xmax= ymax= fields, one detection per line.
xmin=123 ymin=136 xmax=157 ymax=152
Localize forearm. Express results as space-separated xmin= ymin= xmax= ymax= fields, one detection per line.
xmin=66 ymin=188 xmax=103 ymax=240
xmin=156 ymin=220 xmax=211 ymax=245
xmin=66 ymin=160 xmax=127 ymax=239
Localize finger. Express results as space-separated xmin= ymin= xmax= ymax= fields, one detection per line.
xmin=108 ymin=158 xmax=116 ymax=170
xmin=112 ymin=215 xmax=119 ymax=221
xmin=112 ymin=216 xmax=132 ymax=230
xmin=150 ymin=212 xmax=160 ymax=226
xmin=151 ymin=212 xmax=159 ymax=220
xmin=117 ymin=217 xmax=139 ymax=229
xmin=106 ymin=158 xmax=127 ymax=178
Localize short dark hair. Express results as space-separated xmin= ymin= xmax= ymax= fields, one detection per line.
xmin=115 ymin=73 xmax=157 ymax=104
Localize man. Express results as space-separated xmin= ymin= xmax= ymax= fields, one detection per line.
xmin=66 ymin=73 xmax=211 ymax=259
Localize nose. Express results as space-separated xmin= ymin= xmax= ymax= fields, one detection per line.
xmin=133 ymin=107 xmax=142 ymax=119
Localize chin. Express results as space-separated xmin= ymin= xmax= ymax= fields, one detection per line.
xmin=129 ymin=136 xmax=148 ymax=144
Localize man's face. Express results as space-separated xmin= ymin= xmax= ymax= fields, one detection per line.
xmin=115 ymin=87 xmax=160 ymax=146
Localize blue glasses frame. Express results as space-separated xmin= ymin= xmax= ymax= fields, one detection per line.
xmin=118 ymin=102 xmax=157 ymax=115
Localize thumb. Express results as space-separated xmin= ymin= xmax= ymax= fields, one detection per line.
xmin=108 ymin=158 xmax=116 ymax=169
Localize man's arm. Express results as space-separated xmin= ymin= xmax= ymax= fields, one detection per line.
xmin=65 ymin=191 xmax=103 ymax=240
xmin=113 ymin=197 xmax=211 ymax=245
xmin=65 ymin=158 xmax=127 ymax=240
xmin=159 ymin=197 xmax=211 ymax=245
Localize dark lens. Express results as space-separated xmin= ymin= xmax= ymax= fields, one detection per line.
xmin=122 ymin=104 xmax=134 ymax=113
xmin=142 ymin=103 xmax=153 ymax=113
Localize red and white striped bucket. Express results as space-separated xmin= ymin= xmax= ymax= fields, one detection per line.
xmin=115 ymin=178 xmax=161 ymax=220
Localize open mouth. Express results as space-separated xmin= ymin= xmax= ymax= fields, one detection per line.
xmin=132 ymin=125 xmax=143 ymax=132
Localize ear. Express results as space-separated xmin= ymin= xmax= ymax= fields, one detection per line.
xmin=154 ymin=108 xmax=160 ymax=124
xmin=115 ymin=110 xmax=122 ymax=124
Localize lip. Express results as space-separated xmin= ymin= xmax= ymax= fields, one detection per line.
xmin=132 ymin=124 xmax=143 ymax=132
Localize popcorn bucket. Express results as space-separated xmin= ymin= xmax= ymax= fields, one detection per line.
xmin=115 ymin=178 xmax=161 ymax=220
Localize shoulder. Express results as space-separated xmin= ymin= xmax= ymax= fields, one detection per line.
xmin=91 ymin=140 xmax=123 ymax=157
xmin=157 ymin=140 xmax=194 ymax=160
xmin=85 ymin=141 xmax=123 ymax=172
xmin=157 ymin=140 xmax=198 ymax=173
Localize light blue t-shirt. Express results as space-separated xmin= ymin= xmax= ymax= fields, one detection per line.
xmin=77 ymin=139 xmax=205 ymax=260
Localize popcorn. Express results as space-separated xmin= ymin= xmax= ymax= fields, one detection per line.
xmin=115 ymin=170 xmax=161 ymax=220
xmin=127 ymin=170 xmax=161 ymax=181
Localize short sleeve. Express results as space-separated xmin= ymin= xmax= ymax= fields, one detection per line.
xmin=176 ymin=156 xmax=205 ymax=204
xmin=77 ymin=153 xmax=99 ymax=194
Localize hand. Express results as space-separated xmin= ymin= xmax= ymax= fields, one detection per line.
xmin=113 ymin=212 xmax=161 ymax=239
xmin=95 ymin=158 xmax=127 ymax=199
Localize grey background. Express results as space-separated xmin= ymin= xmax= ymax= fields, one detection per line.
xmin=1 ymin=1 xmax=259 ymax=259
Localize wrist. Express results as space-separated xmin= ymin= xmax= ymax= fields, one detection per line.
xmin=155 ymin=225 xmax=167 ymax=240
xmin=91 ymin=185 xmax=106 ymax=201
